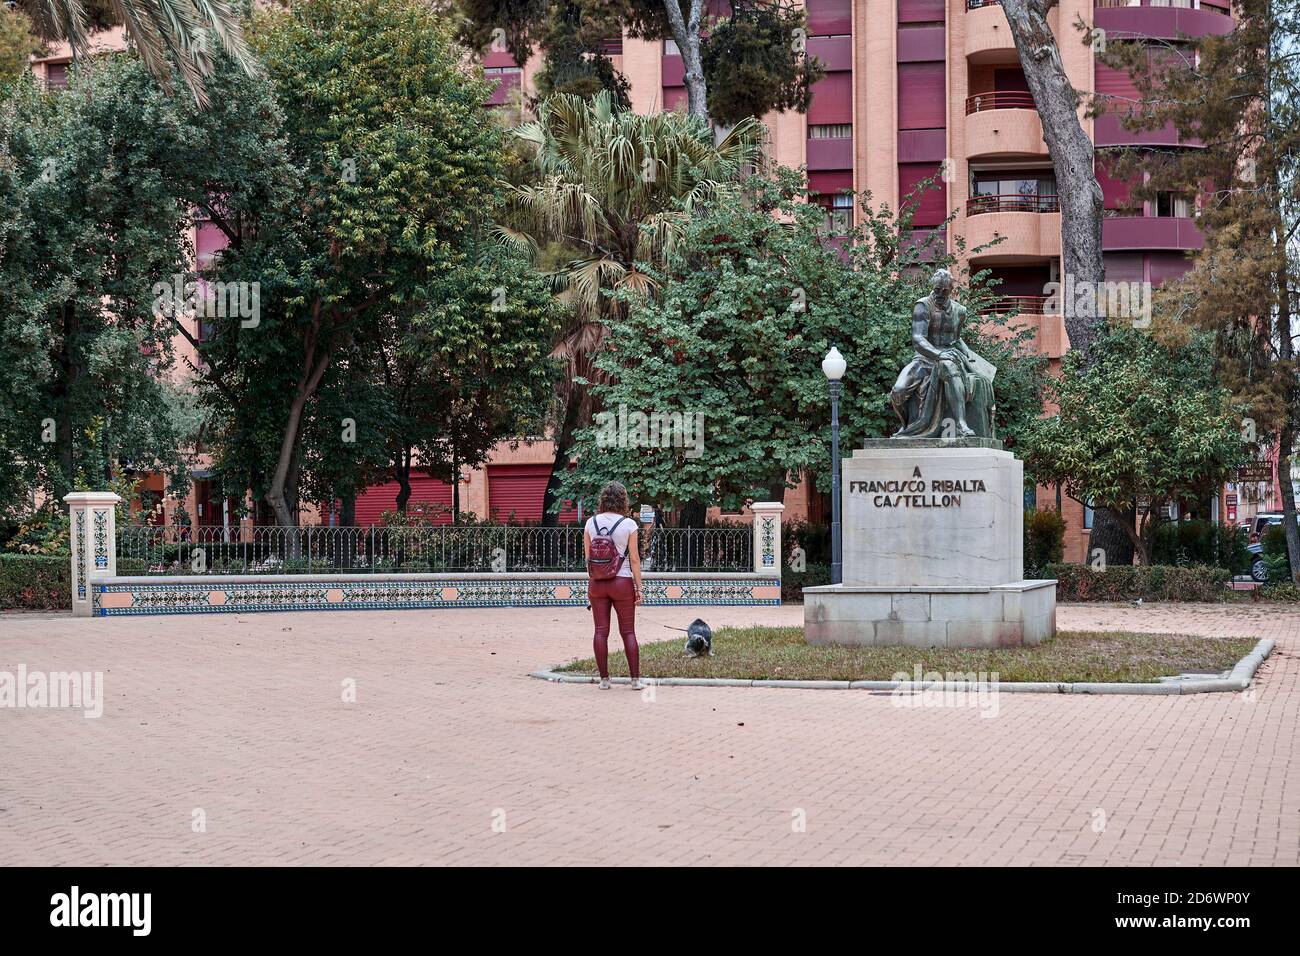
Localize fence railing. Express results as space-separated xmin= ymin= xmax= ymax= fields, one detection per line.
xmin=965 ymin=91 xmax=1036 ymax=114
xmin=966 ymin=193 xmax=1061 ymax=215
xmin=984 ymin=294 xmax=1050 ymax=315
xmin=116 ymin=524 xmax=754 ymax=575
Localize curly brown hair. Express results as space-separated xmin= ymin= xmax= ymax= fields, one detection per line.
xmin=596 ymin=481 xmax=630 ymax=515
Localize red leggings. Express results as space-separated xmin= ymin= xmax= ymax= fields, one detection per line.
xmin=589 ymin=576 xmax=639 ymax=679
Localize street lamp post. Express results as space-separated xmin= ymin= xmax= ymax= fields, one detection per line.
xmin=822 ymin=347 xmax=847 ymax=585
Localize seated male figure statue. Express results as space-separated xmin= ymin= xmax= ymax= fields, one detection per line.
xmin=889 ymin=268 xmax=997 ymax=439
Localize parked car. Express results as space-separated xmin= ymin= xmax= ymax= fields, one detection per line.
xmin=1249 ymin=513 xmax=1283 ymax=542
xmin=1247 ymin=543 xmax=1269 ymax=583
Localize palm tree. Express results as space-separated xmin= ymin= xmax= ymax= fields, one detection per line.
xmin=20 ymin=0 xmax=256 ymax=105
xmin=496 ymin=90 xmax=760 ymax=523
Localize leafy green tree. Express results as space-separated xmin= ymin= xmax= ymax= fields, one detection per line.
xmin=1027 ymin=326 xmax=1247 ymax=565
xmin=16 ymin=0 xmax=256 ymax=104
xmin=0 ymin=59 xmax=204 ymax=515
xmin=1097 ymin=0 xmax=1300 ymax=579
xmin=457 ymin=0 xmax=822 ymax=125
xmin=0 ymin=8 xmax=43 ymax=84
xmin=209 ymin=0 xmax=511 ymax=527
xmin=499 ymin=89 xmax=760 ymax=522
xmin=555 ymin=170 xmax=1045 ymax=519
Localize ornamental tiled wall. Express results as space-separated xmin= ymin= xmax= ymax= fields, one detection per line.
xmin=91 ymin=573 xmax=782 ymax=617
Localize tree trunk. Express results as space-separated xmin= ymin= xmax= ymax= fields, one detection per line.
xmin=663 ymin=0 xmax=708 ymax=121
xmin=266 ymin=304 xmax=331 ymax=528
xmin=394 ymin=447 xmax=413 ymax=513
xmin=52 ymin=301 xmax=82 ymax=504
xmin=1278 ymin=430 xmax=1300 ymax=583
xmin=1089 ymin=505 xmax=1136 ymax=568
xmin=542 ymin=396 xmax=582 ymax=528
xmin=999 ymin=0 xmax=1105 ymax=357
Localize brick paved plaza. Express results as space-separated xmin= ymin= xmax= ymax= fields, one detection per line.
xmin=1 ymin=603 xmax=1296 ymax=866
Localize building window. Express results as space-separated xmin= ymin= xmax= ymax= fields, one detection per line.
xmin=1083 ymin=499 xmax=1095 ymax=530
xmin=484 ymin=66 xmax=522 ymax=77
xmin=809 ymin=124 xmax=852 ymax=139
xmin=45 ymin=62 xmax=69 ymax=90
xmin=1154 ymin=192 xmax=1194 ymax=218
xmin=664 ymin=38 xmax=679 ymax=55
xmin=816 ymin=193 xmax=853 ymax=237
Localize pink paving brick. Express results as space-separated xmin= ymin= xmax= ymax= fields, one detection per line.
xmin=0 ymin=602 xmax=1295 ymax=866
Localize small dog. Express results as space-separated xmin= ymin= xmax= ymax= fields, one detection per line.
xmin=665 ymin=618 xmax=714 ymax=657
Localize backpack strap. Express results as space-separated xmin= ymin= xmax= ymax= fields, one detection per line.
xmin=596 ymin=516 xmax=630 ymax=555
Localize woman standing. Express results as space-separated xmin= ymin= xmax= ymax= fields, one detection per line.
xmin=584 ymin=481 xmax=643 ymax=690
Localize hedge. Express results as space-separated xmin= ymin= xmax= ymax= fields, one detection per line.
xmin=1045 ymin=563 xmax=1231 ymax=602
xmin=783 ymin=562 xmax=830 ymax=603
xmin=0 ymin=554 xmax=71 ymax=610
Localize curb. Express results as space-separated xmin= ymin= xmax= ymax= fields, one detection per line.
xmin=529 ymin=638 xmax=1274 ymax=696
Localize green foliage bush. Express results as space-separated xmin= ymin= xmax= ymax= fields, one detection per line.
xmin=783 ymin=520 xmax=831 ymax=567
xmin=1151 ymin=519 xmax=1249 ymax=573
xmin=1046 ymin=563 xmax=1231 ymax=602
xmin=0 ymin=554 xmax=70 ymax=610
xmin=1257 ymin=582 xmax=1300 ymax=601
xmin=1024 ymin=509 xmax=1065 ymax=577
xmin=783 ymin=562 xmax=830 ymax=603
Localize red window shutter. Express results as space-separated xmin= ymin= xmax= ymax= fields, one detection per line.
xmin=1103 ymin=252 xmax=1144 ymax=284
xmin=354 ymin=475 xmax=453 ymax=526
xmin=487 ymin=465 xmax=552 ymax=523
xmin=898 ymin=0 xmax=945 ymax=23
xmin=1096 ymin=159 xmax=1134 ymax=212
xmin=808 ymin=71 xmax=852 ymax=125
xmin=1094 ymin=63 xmax=1139 ymax=108
xmin=898 ymin=62 xmax=946 ymax=130
xmin=807 ymin=0 xmax=852 ymax=34
xmin=899 ymin=162 xmax=947 ymax=228
xmin=1148 ymin=252 xmax=1192 ymax=286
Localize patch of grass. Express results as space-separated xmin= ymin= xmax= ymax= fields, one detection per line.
xmin=555 ymin=626 xmax=1258 ymax=683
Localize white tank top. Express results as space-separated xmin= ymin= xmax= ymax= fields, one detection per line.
xmin=586 ymin=512 xmax=635 ymax=578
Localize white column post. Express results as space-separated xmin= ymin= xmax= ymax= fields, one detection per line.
xmin=750 ymin=502 xmax=785 ymax=576
xmin=63 ymin=492 xmax=122 ymax=618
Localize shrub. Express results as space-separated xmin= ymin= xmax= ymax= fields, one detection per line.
xmin=1257 ymin=582 xmax=1300 ymax=602
xmin=1151 ymin=519 xmax=1250 ymax=573
xmin=0 ymin=554 xmax=71 ymax=610
xmin=782 ymin=520 xmax=831 ymax=567
xmin=1024 ymin=508 xmax=1065 ymax=577
xmin=782 ymin=562 xmax=830 ymax=603
xmin=1046 ymin=562 xmax=1231 ymax=602
xmin=1260 ymin=525 xmax=1293 ymax=583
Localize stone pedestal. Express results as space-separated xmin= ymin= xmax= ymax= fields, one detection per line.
xmin=804 ymin=440 xmax=1055 ymax=647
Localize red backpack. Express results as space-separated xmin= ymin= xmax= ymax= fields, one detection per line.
xmin=587 ymin=516 xmax=629 ymax=579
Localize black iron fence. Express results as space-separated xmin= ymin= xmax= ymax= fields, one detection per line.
xmin=116 ymin=524 xmax=753 ymax=575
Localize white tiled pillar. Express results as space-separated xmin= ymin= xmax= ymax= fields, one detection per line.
xmin=751 ymin=502 xmax=786 ymax=576
xmin=63 ymin=492 xmax=122 ymax=617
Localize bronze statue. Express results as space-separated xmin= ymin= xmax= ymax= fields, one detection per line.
xmin=889 ymin=269 xmax=997 ymax=439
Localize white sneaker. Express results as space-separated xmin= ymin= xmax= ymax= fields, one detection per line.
xmin=598 ymin=678 xmax=611 ymax=690
xmin=629 ymin=678 xmax=644 ymax=691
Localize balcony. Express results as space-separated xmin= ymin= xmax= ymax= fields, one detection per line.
xmin=1093 ymin=1 xmax=1234 ymax=41
xmin=964 ymin=197 xmax=1061 ymax=261
xmin=980 ymin=298 xmax=1070 ymax=358
xmin=966 ymin=3 xmax=1016 ymax=62
xmin=1102 ymin=216 xmax=1203 ymax=251
xmin=965 ymin=93 xmax=1047 ymax=159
